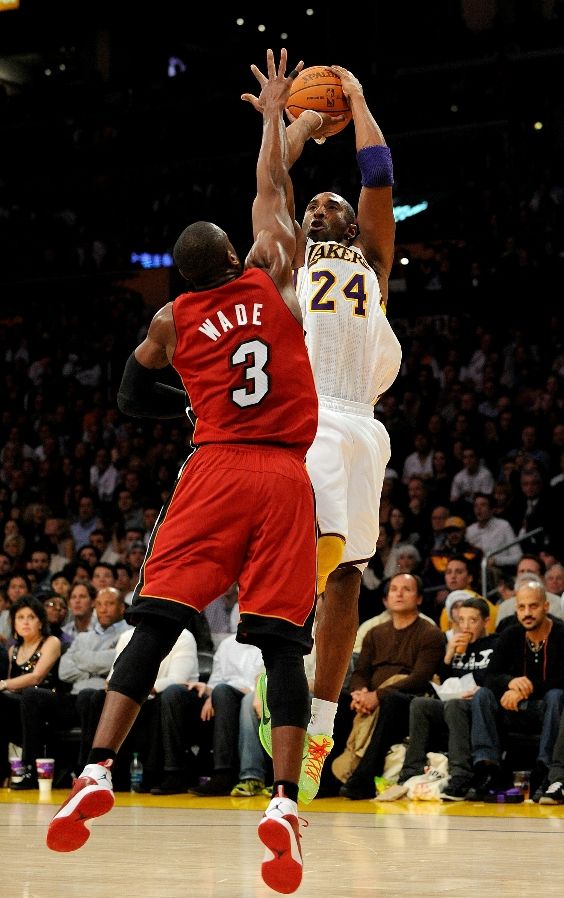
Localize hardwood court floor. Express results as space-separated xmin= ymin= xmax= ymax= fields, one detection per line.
xmin=2 ymin=788 xmax=564 ymax=898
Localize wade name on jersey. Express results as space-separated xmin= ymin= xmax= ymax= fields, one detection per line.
xmin=307 ymin=242 xmax=372 ymax=271
xmin=198 ymin=303 xmax=263 ymax=342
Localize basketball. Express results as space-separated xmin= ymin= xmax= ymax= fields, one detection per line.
xmin=287 ymin=66 xmax=352 ymax=136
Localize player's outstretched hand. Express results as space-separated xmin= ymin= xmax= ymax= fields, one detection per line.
xmin=241 ymin=48 xmax=303 ymax=112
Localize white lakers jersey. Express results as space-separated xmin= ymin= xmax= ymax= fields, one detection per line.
xmin=295 ymin=240 xmax=402 ymax=405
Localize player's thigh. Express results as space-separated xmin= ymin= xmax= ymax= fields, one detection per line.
xmin=238 ymin=460 xmax=317 ymax=626
xmin=343 ymin=419 xmax=390 ymax=564
xmin=141 ymin=449 xmax=251 ymax=607
xmin=306 ymin=413 xmax=350 ymax=540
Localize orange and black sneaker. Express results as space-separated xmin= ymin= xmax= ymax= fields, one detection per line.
xmin=46 ymin=760 xmax=115 ymax=852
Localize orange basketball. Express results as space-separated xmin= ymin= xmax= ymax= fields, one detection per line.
xmin=287 ymin=66 xmax=352 ymax=137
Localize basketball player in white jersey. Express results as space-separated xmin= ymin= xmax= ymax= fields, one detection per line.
xmin=243 ymin=64 xmax=402 ymax=802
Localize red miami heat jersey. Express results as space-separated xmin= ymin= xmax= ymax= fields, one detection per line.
xmin=172 ymin=268 xmax=318 ymax=457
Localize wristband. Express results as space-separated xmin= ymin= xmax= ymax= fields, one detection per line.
xmin=357 ymin=145 xmax=393 ymax=187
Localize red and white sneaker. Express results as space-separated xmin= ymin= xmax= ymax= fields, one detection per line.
xmin=258 ymin=788 xmax=304 ymax=894
xmin=46 ymin=760 xmax=115 ymax=852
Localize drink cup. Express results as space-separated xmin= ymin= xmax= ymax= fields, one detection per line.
xmin=9 ymin=756 xmax=25 ymax=785
xmin=513 ymin=770 xmax=530 ymax=800
xmin=35 ymin=758 xmax=55 ymax=797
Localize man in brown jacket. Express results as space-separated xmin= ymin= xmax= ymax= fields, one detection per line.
xmin=340 ymin=572 xmax=445 ymax=799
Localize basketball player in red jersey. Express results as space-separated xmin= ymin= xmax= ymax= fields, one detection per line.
xmin=46 ymin=49 xmax=329 ymax=894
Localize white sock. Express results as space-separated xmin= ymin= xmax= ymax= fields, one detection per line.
xmin=308 ymin=698 xmax=337 ymax=737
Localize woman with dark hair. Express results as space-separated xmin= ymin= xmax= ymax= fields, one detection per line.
xmin=0 ymin=595 xmax=61 ymax=788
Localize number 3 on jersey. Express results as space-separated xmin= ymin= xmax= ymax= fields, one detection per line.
xmin=231 ymin=338 xmax=270 ymax=407
xmin=310 ymin=270 xmax=368 ymax=317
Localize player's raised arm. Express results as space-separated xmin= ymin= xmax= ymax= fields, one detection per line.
xmin=330 ymin=65 xmax=395 ymax=295
xmin=244 ymin=49 xmax=304 ymax=319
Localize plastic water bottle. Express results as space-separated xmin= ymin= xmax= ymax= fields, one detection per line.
xmin=130 ymin=753 xmax=143 ymax=792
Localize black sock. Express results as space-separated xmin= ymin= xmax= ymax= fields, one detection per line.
xmin=272 ymin=780 xmax=298 ymax=803
xmin=88 ymin=748 xmax=117 ymax=766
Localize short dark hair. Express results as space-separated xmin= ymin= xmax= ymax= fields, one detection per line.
xmin=173 ymin=221 xmax=232 ymax=286
xmin=461 ymin=597 xmax=490 ymax=619
xmin=519 ymin=553 xmax=545 ymax=576
xmin=69 ymin=578 xmax=97 ymax=601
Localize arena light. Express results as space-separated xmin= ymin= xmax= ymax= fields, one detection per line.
xmin=131 ymin=252 xmax=174 ymax=270
xmin=393 ymin=201 xmax=429 ymax=222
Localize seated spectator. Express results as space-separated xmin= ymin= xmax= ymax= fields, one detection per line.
xmin=401 ymin=432 xmax=434 ymax=484
xmin=382 ymin=543 xmax=422 ymax=582
xmin=41 ymin=594 xmax=73 ymax=650
xmin=62 ymin=579 xmax=97 ymax=639
xmin=203 ymin=582 xmax=239 ymax=650
xmin=42 ymin=517 xmax=74 ymax=571
xmin=425 ymin=505 xmax=451 ymax=553
xmin=496 ymin=555 xmax=564 ymax=631
xmin=386 ymin=506 xmax=419 ymax=551
xmin=423 ymin=527 xmax=483 ymax=622
xmin=0 ymin=551 xmax=12 ymax=595
xmin=449 ymin=445 xmax=495 ymax=519
xmin=436 ymin=555 xmax=497 ymax=634
xmin=442 ymin=589 xmax=475 ymax=642
xmin=91 ymin=562 xmax=118 ymax=593
xmin=465 ymin=492 xmax=522 ymax=573
xmin=60 ymin=559 xmax=93 ymax=584
xmin=544 ymin=563 xmax=564 ymax=600
xmin=27 ymin=549 xmax=53 ymax=598
xmin=338 ymin=574 xmax=445 ymax=800
xmin=0 ymin=595 xmax=62 ymax=788
xmin=122 ymin=542 xmax=146 ymax=603
xmin=468 ymin=578 xmax=564 ymax=801
xmin=49 ymin=572 xmax=72 ymax=602
xmin=4 ymin=573 xmax=33 ymax=609
xmin=354 ymin=595 xmax=437 ymax=656
xmin=75 ymin=544 xmax=101 ymax=573
xmin=188 ymin=633 xmax=267 ymax=797
xmin=77 ymin=617 xmax=199 ymax=792
xmin=380 ymin=598 xmax=497 ymax=801
xmin=70 ymin=494 xmax=103 ymax=550
xmin=89 ymin=528 xmax=121 ymax=565
xmin=13 ymin=586 xmax=130 ymax=788
xmin=3 ymin=533 xmax=27 ymax=574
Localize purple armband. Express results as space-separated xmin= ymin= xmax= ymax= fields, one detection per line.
xmin=357 ymin=145 xmax=393 ymax=188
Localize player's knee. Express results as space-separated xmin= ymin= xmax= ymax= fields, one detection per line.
xmin=317 ymin=534 xmax=345 ymax=594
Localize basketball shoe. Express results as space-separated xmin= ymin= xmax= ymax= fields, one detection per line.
xmin=46 ymin=760 xmax=115 ymax=852
xmin=298 ymin=733 xmax=334 ymax=804
xmin=258 ymin=787 xmax=304 ymax=894
xmin=257 ymin=673 xmax=272 ymax=757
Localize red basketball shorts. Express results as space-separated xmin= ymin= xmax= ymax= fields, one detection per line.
xmin=138 ymin=443 xmax=317 ymax=628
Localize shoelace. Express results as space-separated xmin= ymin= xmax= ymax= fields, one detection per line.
xmin=304 ymin=737 xmax=332 ymax=783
